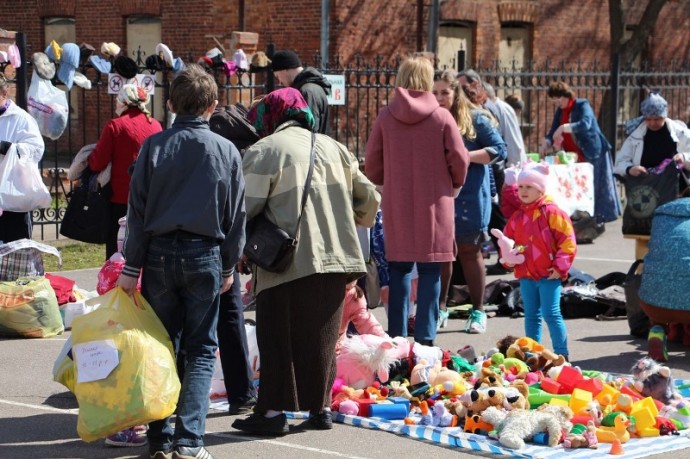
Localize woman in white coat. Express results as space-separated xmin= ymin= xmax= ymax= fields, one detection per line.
xmin=614 ymin=93 xmax=690 ymax=178
xmin=0 ymin=74 xmax=45 ymax=242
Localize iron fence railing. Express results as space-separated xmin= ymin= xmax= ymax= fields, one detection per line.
xmin=4 ymin=37 xmax=690 ymax=240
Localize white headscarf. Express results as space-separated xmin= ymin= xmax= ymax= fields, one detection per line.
xmin=117 ymin=84 xmax=151 ymax=119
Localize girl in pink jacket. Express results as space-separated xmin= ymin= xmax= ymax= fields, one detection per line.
xmin=337 ymin=282 xmax=387 ymax=351
xmin=501 ymin=162 xmax=577 ymax=359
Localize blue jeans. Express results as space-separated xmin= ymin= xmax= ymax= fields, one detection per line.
xmin=519 ymin=278 xmax=569 ymax=356
xmin=388 ymin=261 xmax=441 ymax=343
xmin=142 ymin=236 xmax=221 ymax=450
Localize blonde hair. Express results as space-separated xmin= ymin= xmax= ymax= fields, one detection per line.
xmin=434 ymin=69 xmax=477 ymax=139
xmin=397 ymin=56 xmax=433 ymax=92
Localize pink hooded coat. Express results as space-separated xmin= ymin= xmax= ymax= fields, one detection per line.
xmin=365 ymin=87 xmax=468 ymax=262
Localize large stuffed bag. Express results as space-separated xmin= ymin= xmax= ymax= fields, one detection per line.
xmin=0 ymin=276 xmax=64 ymax=338
xmin=70 ymin=288 xmax=180 ymax=442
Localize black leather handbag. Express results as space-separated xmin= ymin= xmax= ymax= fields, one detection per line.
xmin=59 ymin=171 xmax=111 ymax=244
xmin=244 ymin=133 xmax=315 ymax=272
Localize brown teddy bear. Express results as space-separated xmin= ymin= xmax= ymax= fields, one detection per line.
xmin=476 ymin=366 xmax=505 ymax=388
xmin=463 ymin=388 xmax=507 ymax=416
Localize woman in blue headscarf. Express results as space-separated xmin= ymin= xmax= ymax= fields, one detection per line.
xmin=232 ymin=87 xmax=380 ymax=436
xmin=614 ymin=93 xmax=690 ymax=178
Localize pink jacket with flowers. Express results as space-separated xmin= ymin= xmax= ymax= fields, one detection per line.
xmin=504 ymin=195 xmax=577 ymax=281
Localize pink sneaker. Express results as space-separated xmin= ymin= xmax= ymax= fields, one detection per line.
xmin=104 ymin=427 xmax=147 ymax=447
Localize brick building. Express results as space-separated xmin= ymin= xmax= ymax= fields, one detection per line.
xmin=4 ymin=1 xmax=690 ymax=77
xmin=1 ymin=0 xmax=689 ymax=148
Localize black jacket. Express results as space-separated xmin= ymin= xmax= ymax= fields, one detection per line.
xmin=292 ymin=67 xmax=331 ymax=134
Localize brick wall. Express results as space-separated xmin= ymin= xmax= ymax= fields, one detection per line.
xmin=2 ymin=0 xmax=690 ymax=154
xmin=3 ymin=1 xmax=690 ymax=69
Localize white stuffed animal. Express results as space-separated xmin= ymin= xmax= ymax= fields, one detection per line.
xmin=481 ymin=404 xmax=573 ymax=450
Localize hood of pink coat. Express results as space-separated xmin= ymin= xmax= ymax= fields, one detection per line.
xmin=388 ymin=87 xmax=439 ymax=124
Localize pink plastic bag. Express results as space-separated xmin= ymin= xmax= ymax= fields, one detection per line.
xmin=97 ymin=255 xmax=141 ymax=295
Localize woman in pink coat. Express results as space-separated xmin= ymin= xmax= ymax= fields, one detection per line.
xmin=365 ymin=56 xmax=469 ymax=345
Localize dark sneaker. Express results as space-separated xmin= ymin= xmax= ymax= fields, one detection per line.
xmin=229 ymin=396 xmax=257 ymax=415
xmin=232 ymin=413 xmax=289 ymax=436
xmin=486 ymin=263 xmax=512 ymax=275
xmin=172 ymin=446 xmax=214 ymax=459
xmin=150 ymin=452 xmax=172 ymax=459
xmin=307 ymin=411 xmax=333 ymax=430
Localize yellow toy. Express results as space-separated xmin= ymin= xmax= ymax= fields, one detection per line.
xmin=596 ymin=412 xmax=631 ymax=443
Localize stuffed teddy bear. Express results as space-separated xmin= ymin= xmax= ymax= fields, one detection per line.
xmin=477 ymin=366 xmax=504 ymax=388
xmin=481 ymin=404 xmax=574 ymax=450
xmin=463 ymin=388 xmax=508 ymax=416
xmin=630 ymin=357 xmax=682 ymax=405
xmin=490 ymin=228 xmax=525 ymax=265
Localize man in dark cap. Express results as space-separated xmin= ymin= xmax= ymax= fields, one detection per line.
xmin=271 ymin=50 xmax=331 ymax=134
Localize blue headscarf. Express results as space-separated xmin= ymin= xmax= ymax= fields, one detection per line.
xmin=641 ymin=93 xmax=668 ymax=118
xmin=625 ymin=93 xmax=669 ymax=135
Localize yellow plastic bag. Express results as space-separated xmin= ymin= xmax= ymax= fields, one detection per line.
xmin=53 ymin=335 xmax=76 ymax=392
xmin=0 ymin=276 xmax=64 ymax=338
xmin=71 ymin=288 xmax=180 ymax=442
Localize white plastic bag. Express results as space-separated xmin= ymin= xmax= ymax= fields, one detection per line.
xmin=27 ymin=72 xmax=68 ymax=140
xmin=0 ymin=144 xmax=52 ymax=212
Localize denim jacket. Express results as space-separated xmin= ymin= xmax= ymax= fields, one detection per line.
xmin=454 ymin=110 xmax=507 ymax=237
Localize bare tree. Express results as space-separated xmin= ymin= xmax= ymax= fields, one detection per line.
xmin=601 ymin=0 xmax=670 ymax=148
xmin=609 ymin=0 xmax=669 ymax=67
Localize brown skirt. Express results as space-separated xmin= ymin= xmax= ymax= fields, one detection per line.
xmin=254 ymin=273 xmax=346 ymax=414
xmin=640 ymin=300 xmax=690 ymax=325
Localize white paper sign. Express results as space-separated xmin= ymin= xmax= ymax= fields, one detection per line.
xmin=74 ymin=339 xmax=120 ymax=383
xmin=107 ymin=73 xmax=156 ymax=95
xmin=324 ymin=74 xmax=345 ymax=105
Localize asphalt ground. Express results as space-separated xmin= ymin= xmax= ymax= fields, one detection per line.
xmin=2 ymin=217 xmax=690 ymax=458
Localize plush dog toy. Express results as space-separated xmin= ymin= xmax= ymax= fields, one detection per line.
xmin=336 ymin=334 xmax=409 ymax=389
xmin=481 ymin=404 xmax=573 ymax=450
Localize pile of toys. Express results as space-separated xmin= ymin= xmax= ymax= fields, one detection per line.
xmin=333 ymin=334 xmax=690 ymax=452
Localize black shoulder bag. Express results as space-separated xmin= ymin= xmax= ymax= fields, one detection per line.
xmin=243 ymin=132 xmax=315 ymax=272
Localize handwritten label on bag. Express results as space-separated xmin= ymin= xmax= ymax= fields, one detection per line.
xmin=74 ymin=339 xmax=119 ymax=383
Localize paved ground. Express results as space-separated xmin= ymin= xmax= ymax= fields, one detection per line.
xmin=2 ymin=217 xmax=690 ymax=458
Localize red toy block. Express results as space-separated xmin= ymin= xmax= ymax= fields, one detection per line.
xmin=356 ymin=398 xmax=376 ymax=417
xmin=556 ymin=366 xmax=583 ymax=394
xmin=540 ymin=377 xmax=562 ymax=394
xmin=620 ymin=384 xmax=643 ymax=401
xmin=574 ymin=377 xmax=604 ymax=396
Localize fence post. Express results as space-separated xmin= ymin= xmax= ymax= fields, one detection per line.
xmin=610 ymin=52 xmax=620 ymax=155
xmin=266 ymin=42 xmax=275 ymax=93
xmin=15 ymin=31 xmax=28 ymax=111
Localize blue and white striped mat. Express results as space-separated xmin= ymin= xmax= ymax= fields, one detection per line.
xmin=331 ymin=413 xmax=690 ymax=459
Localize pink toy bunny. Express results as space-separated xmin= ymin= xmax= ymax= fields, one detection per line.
xmin=490 ymin=228 xmax=525 ymax=266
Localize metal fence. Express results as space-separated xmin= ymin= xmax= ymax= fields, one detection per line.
xmin=7 ymin=46 xmax=690 ymax=241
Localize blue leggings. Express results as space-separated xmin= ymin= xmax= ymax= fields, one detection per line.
xmin=519 ymin=278 xmax=569 ymax=356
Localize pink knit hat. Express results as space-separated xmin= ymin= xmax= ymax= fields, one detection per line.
xmin=518 ymin=162 xmax=550 ymax=193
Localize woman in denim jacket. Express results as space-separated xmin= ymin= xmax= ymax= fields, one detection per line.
xmin=433 ymin=70 xmax=507 ymax=334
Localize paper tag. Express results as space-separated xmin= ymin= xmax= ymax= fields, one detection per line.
xmin=74 ymin=339 xmax=119 ymax=383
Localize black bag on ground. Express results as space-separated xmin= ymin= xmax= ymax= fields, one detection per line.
xmin=560 ymin=270 xmax=627 ymax=319
xmin=624 ymin=259 xmax=650 ymax=338
xmin=59 ymin=171 xmax=110 ymax=244
xmin=244 ymin=214 xmax=297 ymax=273
xmin=622 ymin=165 xmax=678 ymax=235
xmin=570 ymin=210 xmax=605 ymax=243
